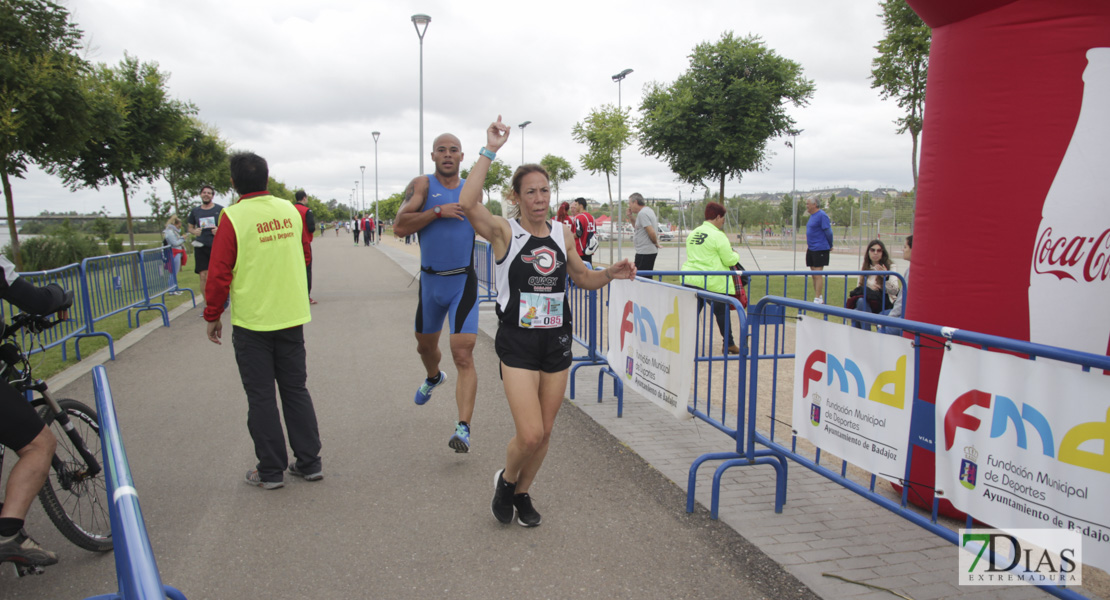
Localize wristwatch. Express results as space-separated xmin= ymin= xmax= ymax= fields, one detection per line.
xmin=433 ymin=206 xmax=442 ymax=217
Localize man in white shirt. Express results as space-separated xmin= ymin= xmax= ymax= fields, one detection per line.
xmin=628 ymin=193 xmax=660 ymax=271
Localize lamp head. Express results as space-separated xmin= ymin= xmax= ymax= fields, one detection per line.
xmin=411 ymin=14 xmax=431 ymax=38
xmin=519 ymin=121 xmax=532 ymax=129
xmin=612 ymin=68 xmax=633 ymax=82
xmin=372 ymin=131 xmax=380 ymax=142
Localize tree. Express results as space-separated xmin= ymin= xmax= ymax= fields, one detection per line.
xmin=377 ymin=192 xmax=405 ymax=222
xmin=638 ymin=32 xmax=815 ymax=202
xmin=143 ymin=192 xmax=173 ymax=228
xmin=871 ymin=0 xmax=931 ymax=193
xmin=163 ymin=119 xmax=231 ymax=217
xmin=0 ymin=0 xmax=91 ymax=269
xmin=51 ymin=55 xmax=195 ymax=250
xmin=826 ymin=194 xmax=855 ymax=228
xmin=462 ymin=158 xmax=513 ymax=203
xmin=780 ymin=194 xmax=800 ymax=226
xmin=571 ymin=104 xmax=631 ymax=207
xmin=486 ymin=199 xmax=502 ymax=217
xmin=539 ymin=154 xmax=575 ymax=203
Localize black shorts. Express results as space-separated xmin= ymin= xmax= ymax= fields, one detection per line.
xmin=0 ymin=382 xmax=45 ymax=451
xmin=806 ymin=249 xmax=830 ymax=268
xmin=496 ymin=325 xmax=573 ymax=373
xmin=195 ymin=246 xmax=212 ymax=273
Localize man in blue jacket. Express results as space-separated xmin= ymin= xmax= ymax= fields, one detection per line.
xmin=805 ymin=198 xmax=833 ymax=303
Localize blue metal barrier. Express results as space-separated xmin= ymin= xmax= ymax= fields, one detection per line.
xmin=472 ymin=241 xmax=496 ymax=303
xmin=724 ymin=296 xmax=1110 ymax=600
xmin=661 ymin=270 xmax=905 ymax=515
xmin=567 ymin=274 xmax=625 ymax=411
xmin=141 ymin=247 xmax=195 ymax=308
xmin=84 ymin=366 xmax=187 ymax=600
xmin=80 ymin=252 xmax=168 ymax=338
xmin=1 ymin=263 xmax=112 ymax=362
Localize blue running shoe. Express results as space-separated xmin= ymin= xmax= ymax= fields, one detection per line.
xmin=414 ymin=370 xmax=447 ymax=405
xmin=448 ymin=422 xmax=470 ymax=453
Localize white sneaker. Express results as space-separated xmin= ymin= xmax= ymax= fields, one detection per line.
xmin=813 ymin=296 xmax=824 ymax=304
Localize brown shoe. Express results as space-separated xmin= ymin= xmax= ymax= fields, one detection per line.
xmin=724 ymin=344 xmax=740 ymax=355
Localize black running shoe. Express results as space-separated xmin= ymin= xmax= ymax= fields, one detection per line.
xmin=513 ymin=493 xmax=542 ymax=527
xmin=491 ymin=469 xmax=516 ymax=524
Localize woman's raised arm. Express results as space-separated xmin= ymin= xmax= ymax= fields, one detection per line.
xmin=460 ymin=117 xmax=513 ymax=251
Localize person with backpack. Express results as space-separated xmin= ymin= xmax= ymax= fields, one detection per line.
xmin=569 ymin=197 xmax=598 ymax=265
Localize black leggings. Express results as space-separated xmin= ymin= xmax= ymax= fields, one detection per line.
xmin=0 ymin=381 xmax=44 ymax=452
xmin=684 ymin=285 xmax=735 ymax=347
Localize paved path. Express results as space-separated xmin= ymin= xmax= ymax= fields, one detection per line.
xmin=2 ymin=233 xmax=813 ymax=600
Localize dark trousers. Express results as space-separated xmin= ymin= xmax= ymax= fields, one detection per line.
xmin=354 ymin=230 xmax=360 ymax=244
xmin=365 ymin=229 xmax=372 ymax=245
xmin=306 ymin=261 xmax=312 ymax=296
xmin=684 ymin=285 xmax=735 ymax=348
xmin=232 ymin=325 xmax=321 ymax=482
xmin=634 ymin=253 xmax=658 ymax=272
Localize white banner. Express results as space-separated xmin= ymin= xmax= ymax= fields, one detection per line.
xmin=936 ymin=343 xmax=1110 ymax=572
xmin=605 ymin=279 xmax=696 ymax=419
xmin=792 ymin=317 xmax=915 ymax=480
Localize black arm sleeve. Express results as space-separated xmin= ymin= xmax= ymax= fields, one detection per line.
xmin=3 ymin=279 xmax=72 ymax=316
xmin=305 ymin=209 xmax=315 ymax=236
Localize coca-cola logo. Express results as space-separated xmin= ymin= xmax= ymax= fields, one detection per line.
xmin=1032 ymin=227 xmax=1110 ymax=282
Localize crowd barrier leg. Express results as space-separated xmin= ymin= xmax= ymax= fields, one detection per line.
xmin=568 ymin=359 xmax=602 ymax=400
xmin=687 ymin=451 xmax=744 ymax=513
xmin=596 ymin=367 xmax=623 ymax=417
xmin=73 ymin=332 xmax=116 ymax=361
xmin=132 ymin=305 xmax=169 ymax=328
xmin=710 ymin=451 xmax=789 ymax=519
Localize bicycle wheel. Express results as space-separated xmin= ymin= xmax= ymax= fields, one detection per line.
xmin=37 ymin=399 xmax=113 ymax=552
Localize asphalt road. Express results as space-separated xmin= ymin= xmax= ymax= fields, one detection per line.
xmin=2 ymin=233 xmax=818 ymax=600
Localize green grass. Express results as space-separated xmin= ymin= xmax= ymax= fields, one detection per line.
xmin=648 ymin=272 xmax=857 ymax=320
xmin=28 ymin=263 xmax=201 ymax=382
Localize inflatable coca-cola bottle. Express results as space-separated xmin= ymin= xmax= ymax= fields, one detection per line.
xmin=903 ymin=0 xmax=1110 ymax=517
xmin=1029 ymin=48 xmax=1110 ymax=357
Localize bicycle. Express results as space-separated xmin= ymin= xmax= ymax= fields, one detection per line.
xmin=0 ymin=311 xmax=113 ymax=576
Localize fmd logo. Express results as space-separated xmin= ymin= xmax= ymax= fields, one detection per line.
xmin=801 ymin=349 xmax=907 ymax=410
xmin=619 ymin=298 xmax=681 ymax=354
xmin=959 ymin=528 xmax=1081 ymax=586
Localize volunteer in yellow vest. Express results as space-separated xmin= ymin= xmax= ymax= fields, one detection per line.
xmin=204 ymin=152 xmax=323 ymax=490
xmin=681 ymin=201 xmax=742 ymax=354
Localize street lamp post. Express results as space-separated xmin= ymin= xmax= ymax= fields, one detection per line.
xmin=787 ymin=129 xmax=802 ymax=270
xmin=355 ymin=180 xmax=360 ymax=214
xmin=360 ymin=166 xmax=366 ymax=218
xmin=518 ymin=120 xmax=531 ymax=164
xmin=412 ymin=14 xmax=431 ymax=175
xmin=372 ymin=131 xmax=380 ymax=245
xmin=612 ymin=68 xmax=633 ymax=262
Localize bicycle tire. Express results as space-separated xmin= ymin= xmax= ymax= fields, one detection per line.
xmin=37 ymin=399 xmax=113 ymax=552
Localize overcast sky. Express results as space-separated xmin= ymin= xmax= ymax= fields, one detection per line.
xmin=11 ymin=0 xmax=915 ymax=217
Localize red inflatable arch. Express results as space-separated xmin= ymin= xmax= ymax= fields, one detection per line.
xmin=905 ymin=0 xmax=1110 ymax=515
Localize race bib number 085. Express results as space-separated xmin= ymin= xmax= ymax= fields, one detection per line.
xmin=519 ymin=292 xmax=564 ymax=329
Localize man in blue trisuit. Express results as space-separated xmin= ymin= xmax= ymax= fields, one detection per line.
xmin=393 ymin=133 xmax=478 ymax=454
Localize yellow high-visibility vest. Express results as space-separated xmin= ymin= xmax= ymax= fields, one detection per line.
xmin=222 ymin=194 xmax=310 ymax=331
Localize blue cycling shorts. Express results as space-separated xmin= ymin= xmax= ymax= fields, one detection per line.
xmin=415 ymin=267 xmax=479 ymax=335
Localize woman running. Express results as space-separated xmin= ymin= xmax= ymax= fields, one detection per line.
xmin=459 ymin=116 xmax=636 ymax=527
